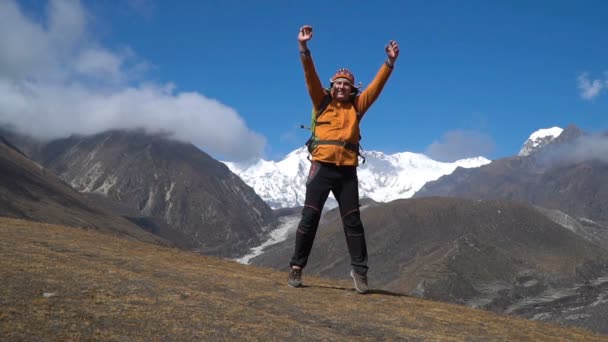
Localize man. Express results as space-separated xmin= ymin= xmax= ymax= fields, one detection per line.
xmin=288 ymin=25 xmax=399 ymax=294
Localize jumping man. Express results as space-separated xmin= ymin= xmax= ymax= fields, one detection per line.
xmin=288 ymin=25 xmax=400 ymax=294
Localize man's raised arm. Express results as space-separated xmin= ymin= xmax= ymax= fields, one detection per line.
xmin=298 ymin=25 xmax=326 ymax=110
xmin=356 ymin=40 xmax=400 ymax=117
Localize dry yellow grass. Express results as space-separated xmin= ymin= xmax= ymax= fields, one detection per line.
xmin=1 ymin=217 xmax=605 ymax=341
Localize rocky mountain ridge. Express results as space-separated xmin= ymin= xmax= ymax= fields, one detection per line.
xmin=2 ymin=129 xmax=278 ymax=258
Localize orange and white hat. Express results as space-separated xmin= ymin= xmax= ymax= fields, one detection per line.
xmin=329 ymin=68 xmax=361 ymax=88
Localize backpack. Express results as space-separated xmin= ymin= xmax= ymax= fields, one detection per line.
xmin=303 ymin=89 xmax=366 ymax=164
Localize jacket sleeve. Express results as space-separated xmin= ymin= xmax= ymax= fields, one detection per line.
xmin=300 ymin=51 xmax=327 ymax=111
xmin=355 ymin=62 xmax=394 ymax=118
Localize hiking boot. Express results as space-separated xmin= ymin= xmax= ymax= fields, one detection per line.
xmin=350 ymin=270 xmax=368 ymax=294
xmin=288 ymin=267 xmax=302 ymax=288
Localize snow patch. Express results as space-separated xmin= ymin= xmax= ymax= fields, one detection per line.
xmin=165 ymin=182 xmax=175 ymax=202
xmin=71 ymin=162 xmax=104 ymax=192
xmin=579 ymin=217 xmax=597 ymax=224
xmin=94 ymin=175 xmax=117 ymax=195
xmin=529 ymin=127 xmax=563 ymax=141
xmin=505 ymin=288 xmax=577 ymax=314
xmin=519 ymin=127 xmax=563 ymax=156
xmin=142 ymin=187 xmax=156 ymax=215
xmin=164 ymin=182 xmax=175 ymax=222
xmin=531 ymin=312 xmax=552 ymax=320
xmin=591 ymin=292 xmax=608 ymax=307
xmin=590 ymin=275 xmax=608 ymax=287
xmin=234 ymin=215 xmax=300 ymax=264
xmin=83 ymin=136 xmax=110 ymax=166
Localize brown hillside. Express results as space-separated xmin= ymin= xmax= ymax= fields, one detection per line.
xmin=0 ymin=217 xmax=604 ymax=341
xmin=254 ymin=197 xmax=608 ymax=295
xmin=251 ymin=197 xmax=608 ymax=333
xmin=0 ymin=137 xmax=163 ymax=245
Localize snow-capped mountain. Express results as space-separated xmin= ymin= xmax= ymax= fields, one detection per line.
xmin=223 ymin=147 xmax=491 ymax=209
xmin=518 ymin=127 xmax=563 ymax=156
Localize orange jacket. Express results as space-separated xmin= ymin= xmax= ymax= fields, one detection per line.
xmin=301 ymin=51 xmax=394 ymax=166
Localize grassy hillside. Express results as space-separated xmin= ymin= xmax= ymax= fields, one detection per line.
xmin=0 ymin=217 xmax=604 ymax=341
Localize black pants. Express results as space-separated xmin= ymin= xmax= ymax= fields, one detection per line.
xmin=289 ymin=161 xmax=368 ymax=275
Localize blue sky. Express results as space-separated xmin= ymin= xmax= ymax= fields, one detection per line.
xmin=2 ymin=0 xmax=607 ymax=162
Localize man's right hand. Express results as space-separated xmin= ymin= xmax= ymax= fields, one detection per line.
xmin=298 ymin=25 xmax=313 ymax=44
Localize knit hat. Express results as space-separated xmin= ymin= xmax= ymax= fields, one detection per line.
xmin=330 ymin=68 xmax=362 ymax=89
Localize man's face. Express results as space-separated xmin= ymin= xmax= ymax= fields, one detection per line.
xmin=331 ymin=79 xmax=353 ymax=102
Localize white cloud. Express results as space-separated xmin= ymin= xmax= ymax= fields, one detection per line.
xmin=425 ymin=130 xmax=495 ymax=162
xmin=577 ymin=72 xmax=604 ymax=100
xmin=47 ymin=0 xmax=87 ymax=47
xmin=75 ymin=48 xmax=126 ymax=83
xmin=0 ymin=1 xmax=55 ymax=79
xmin=539 ymin=133 xmax=608 ymax=167
xmin=0 ymin=0 xmax=265 ymax=161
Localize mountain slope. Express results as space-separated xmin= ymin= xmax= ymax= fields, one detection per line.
xmin=36 ymin=130 xmax=277 ymax=258
xmin=251 ymin=197 xmax=608 ymax=332
xmin=224 ymin=147 xmax=490 ymax=209
xmin=1 ymin=216 xmax=604 ymax=341
xmin=0 ymin=135 xmax=162 ymax=244
xmin=415 ymin=125 xmax=608 ymax=230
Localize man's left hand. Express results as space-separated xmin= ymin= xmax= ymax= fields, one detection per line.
xmin=385 ymin=40 xmax=400 ymax=62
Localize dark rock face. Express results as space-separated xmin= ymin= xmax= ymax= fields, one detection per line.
xmin=34 ymin=130 xmax=277 ymax=258
xmin=0 ymin=135 xmax=163 ymax=244
xmin=415 ymin=125 xmax=608 ymax=243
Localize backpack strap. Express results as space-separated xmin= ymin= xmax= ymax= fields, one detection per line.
xmin=305 ymin=92 xmax=332 ymax=157
xmin=312 ymin=92 xmax=333 ymax=128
